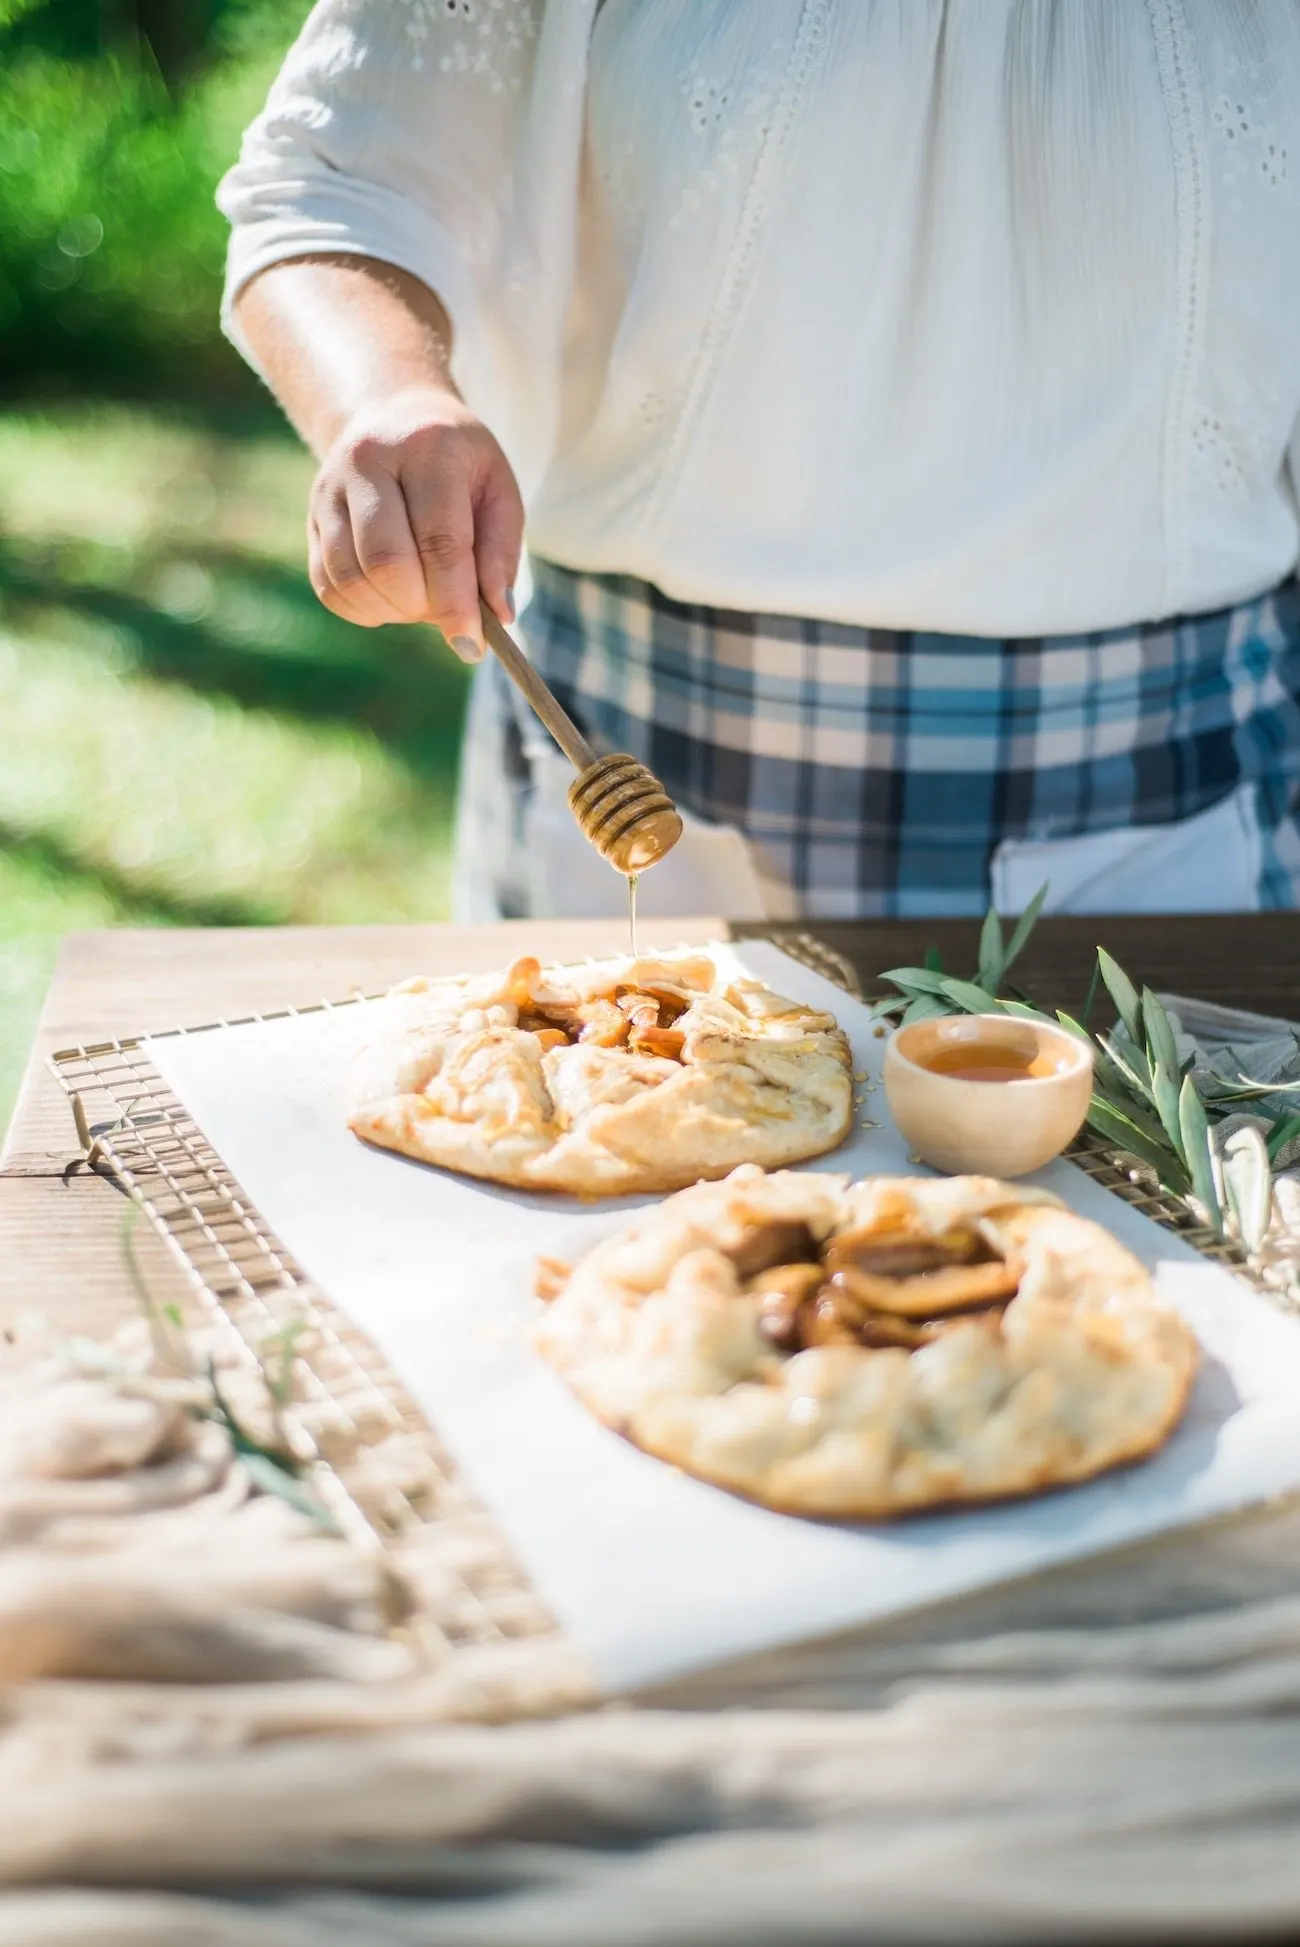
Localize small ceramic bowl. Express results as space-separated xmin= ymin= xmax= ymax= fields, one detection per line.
xmin=883 ymin=1013 xmax=1094 ymax=1179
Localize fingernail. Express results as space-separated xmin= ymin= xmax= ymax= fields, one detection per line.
xmin=451 ymin=634 xmax=484 ymax=664
xmin=504 ymin=586 xmax=517 ymax=623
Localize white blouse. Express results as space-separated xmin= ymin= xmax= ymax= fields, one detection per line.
xmin=220 ymin=0 xmax=1300 ymax=637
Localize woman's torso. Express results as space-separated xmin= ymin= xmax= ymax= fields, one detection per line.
xmin=527 ymin=0 xmax=1300 ymax=635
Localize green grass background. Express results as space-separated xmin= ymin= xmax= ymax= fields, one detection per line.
xmin=0 ymin=407 xmax=470 ymax=1124
xmin=0 ymin=6 xmax=471 ymax=1130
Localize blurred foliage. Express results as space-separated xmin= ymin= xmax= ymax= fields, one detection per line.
xmin=0 ymin=4 xmax=480 ymax=1134
xmin=0 ymin=0 xmax=307 ymax=401
xmin=0 ymin=406 xmax=471 ymax=1121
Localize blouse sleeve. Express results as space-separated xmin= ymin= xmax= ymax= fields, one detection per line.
xmin=217 ymin=0 xmax=596 ymax=496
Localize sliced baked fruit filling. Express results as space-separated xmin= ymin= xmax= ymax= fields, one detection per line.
xmin=516 ymin=986 xmax=690 ymax=1061
xmin=727 ymin=1216 xmax=1022 ymax=1355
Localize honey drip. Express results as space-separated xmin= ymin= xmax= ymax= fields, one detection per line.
xmin=627 ymin=871 xmax=639 ymax=958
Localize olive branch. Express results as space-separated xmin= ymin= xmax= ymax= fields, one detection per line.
xmin=873 ymin=888 xmax=1289 ymax=1254
xmin=119 ymin=1206 xmax=337 ymax=1530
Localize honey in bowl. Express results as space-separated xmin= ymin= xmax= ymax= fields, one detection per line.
xmin=916 ymin=1040 xmax=1066 ymax=1084
xmin=883 ymin=1012 xmax=1095 ymax=1177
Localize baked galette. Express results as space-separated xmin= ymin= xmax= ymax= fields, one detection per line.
xmin=535 ymin=1166 xmax=1199 ymax=1514
xmin=349 ymin=952 xmax=853 ymax=1196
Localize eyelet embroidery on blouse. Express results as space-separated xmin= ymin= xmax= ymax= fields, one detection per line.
xmin=637 ymin=0 xmax=833 ymax=543
xmin=401 ymin=0 xmax=540 ymax=89
xmin=1190 ymin=409 xmax=1247 ymax=498
xmin=669 ymin=65 xmax=775 ymax=229
xmin=1211 ymin=91 xmax=1289 ymax=195
xmin=1189 ymin=28 xmax=1299 ymax=503
xmin=684 ymin=73 xmax=734 ymax=135
xmin=1205 ymin=29 xmax=1293 ymax=200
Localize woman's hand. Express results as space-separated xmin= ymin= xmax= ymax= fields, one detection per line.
xmin=234 ymin=255 xmax=521 ymax=660
xmin=308 ymin=385 xmax=523 ymax=661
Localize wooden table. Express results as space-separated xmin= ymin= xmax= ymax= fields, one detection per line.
xmin=6 ymin=914 xmax=1300 ymax=1946
xmin=5 ymin=912 xmax=1298 ymax=1342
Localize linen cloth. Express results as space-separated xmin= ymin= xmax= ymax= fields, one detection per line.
xmin=219 ymin=0 xmax=1300 ymax=637
xmin=454 ymin=559 xmax=1300 ymax=919
xmin=11 ymin=1165 xmax=1300 ymax=1942
xmin=13 ymin=1489 xmax=1300 ymax=1943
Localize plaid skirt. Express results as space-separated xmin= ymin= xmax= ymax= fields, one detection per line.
xmin=454 ymin=560 xmax=1300 ymax=921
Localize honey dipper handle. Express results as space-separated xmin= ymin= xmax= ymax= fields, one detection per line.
xmin=478 ymin=600 xmax=596 ymax=773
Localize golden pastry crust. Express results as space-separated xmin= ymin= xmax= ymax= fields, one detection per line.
xmin=535 ymin=1167 xmax=1200 ymax=1516
xmin=348 ymin=952 xmax=853 ymax=1196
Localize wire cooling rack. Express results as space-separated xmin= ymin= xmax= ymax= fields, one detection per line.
xmin=46 ymin=930 xmax=1265 ymax=1669
xmin=49 ymin=987 xmax=561 ymax=1665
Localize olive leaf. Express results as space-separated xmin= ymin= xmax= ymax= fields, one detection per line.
xmin=877 ymin=966 xmax=953 ymax=997
xmin=1097 ymin=947 xmax=1142 ymax=1044
xmin=1000 ymin=882 xmax=1048 ymax=982
xmin=1209 ymin=1128 xmax=1227 ymax=1219
xmin=977 ymin=907 xmax=1005 ymax=997
xmin=879 ymin=887 xmax=1048 ymax=1017
xmin=1179 ymin=1074 xmax=1223 ymax=1230
xmin=901 ymin=993 xmax=951 ymax=1025
xmin=1141 ymin=988 xmax=1181 ymax=1079
xmin=1151 ymin=1059 xmax=1186 ymax=1162
xmin=1221 ymin=1125 xmax=1272 ymax=1256
xmin=870 ymin=993 xmax=911 ymax=1021
xmin=261 ymin=1318 xmax=309 ymax=1412
xmin=1091 ymin=1072 xmax=1174 ymax=1153
xmin=1098 ymin=1032 xmax=1156 ymax=1110
xmin=205 ymin=1357 xmax=338 ymax=1536
xmin=237 ymin=1449 xmax=340 ymax=1528
xmin=1198 ymin=1076 xmax=1300 ymax=1104
xmin=1061 ymin=1013 xmax=1148 ymax=1118
xmin=119 ymin=1203 xmax=336 ymax=1532
xmin=1079 ymin=954 xmax=1103 ymax=1029
xmin=937 ymin=977 xmax=1002 ymax=1014
xmin=1086 ymin=1097 xmax=1192 ymax=1193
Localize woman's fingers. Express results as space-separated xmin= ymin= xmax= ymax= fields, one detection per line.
xmin=473 ymin=462 xmax=525 ymax=628
xmin=346 ymin=469 xmax=430 ymax=622
xmin=400 ymin=446 xmax=485 ymax=661
xmin=307 ymin=397 xmax=524 ymax=661
xmin=308 ymin=500 xmax=403 ymax=628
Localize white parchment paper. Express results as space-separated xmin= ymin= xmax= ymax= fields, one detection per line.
xmin=148 ymin=942 xmax=1300 ymax=1693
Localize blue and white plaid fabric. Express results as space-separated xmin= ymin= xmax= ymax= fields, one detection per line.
xmin=458 ymin=558 xmax=1300 ymax=918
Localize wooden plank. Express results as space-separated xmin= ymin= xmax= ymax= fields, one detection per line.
xmin=750 ymin=914 xmax=1300 ymax=1025
xmin=0 ymin=1173 xmax=189 ymax=1344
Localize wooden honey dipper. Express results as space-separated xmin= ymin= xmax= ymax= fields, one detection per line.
xmin=479 ymin=600 xmax=683 ymax=874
